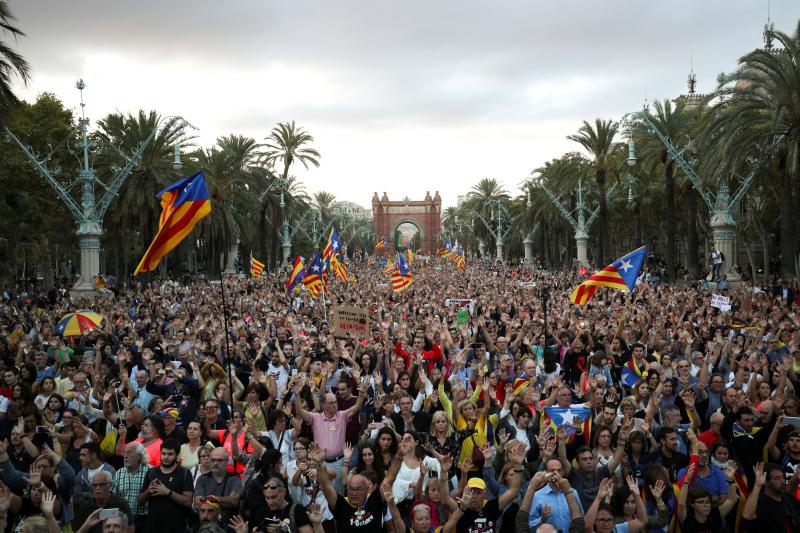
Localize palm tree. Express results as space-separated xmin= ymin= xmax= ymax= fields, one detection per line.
xmin=261 ymin=121 xmax=320 ymax=259
xmin=464 ymin=178 xmax=510 ymax=256
xmin=636 ymin=100 xmax=690 ymax=282
xmin=567 ymin=119 xmax=618 ymax=264
xmin=707 ymin=21 xmax=800 ymax=277
xmin=95 ymin=111 xmax=188 ymax=278
xmin=0 ymin=1 xmax=30 ymax=124
xmin=314 ymin=191 xmax=337 ymax=224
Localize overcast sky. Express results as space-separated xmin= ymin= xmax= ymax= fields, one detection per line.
xmin=9 ymin=0 xmax=798 ymax=210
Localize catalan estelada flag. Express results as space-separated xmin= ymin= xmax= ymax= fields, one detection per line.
xmin=390 ymin=253 xmax=413 ymax=293
xmin=621 ymin=358 xmax=644 ymax=388
xmin=303 ymin=252 xmax=324 ymax=299
xmin=454 ymin=244 xmax=466 ymax=271
xmin=285 ymin=256 xmax=305 ymax=297
xmin=543 ymin=405 xmax=592 ymax=443
xmin=570 ymin=246 xmax=647 ymax=305
xmin=323 ymin=227 xmax=348 ymax=281
xmin=374 ymin=238 xmax=386 ymax=250
xmin=135 ymin=172 xmax=211 ymax=275
xmin=249 ymin=255 xmax=265 ymax=277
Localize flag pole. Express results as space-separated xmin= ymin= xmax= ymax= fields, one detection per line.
xmin=217 ymin=270 xmax=236 ymax=411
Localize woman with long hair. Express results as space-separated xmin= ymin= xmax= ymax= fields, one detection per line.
xmin=63 ymin=414 xmax=99 ymax=475
xmin=425 ymin=410 xmax=455 ymax=457
xmin=339 ymin=443 xmax=386 ymax=486
xmin=643 ymin=465 xmax=675 ymax=533
xmin=391 ymin=431 xmax=440 ymax=517
xmin=42 ymin=394 xmax=65 ymax=427
xmin=375 ymin=427 xmax=399 ymax=466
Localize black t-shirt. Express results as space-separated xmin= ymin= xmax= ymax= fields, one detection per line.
xmin=332 ymin=491 xmax=384 ymax=532
xmin=251 ymin=502 xmax=311 ymax=531
xmin=681 ymin=507 xmax=722 ymax=533
xmin=140 ymin=465 xmax=194 ymax=532
xmin=750 ymin=492 xmax=791 ymax=532
xmin=456 ymin=498 xmax=501 ymax=533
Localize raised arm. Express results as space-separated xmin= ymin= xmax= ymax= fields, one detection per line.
xmin=585 ymin=477 xmax=613 ymax=531
xmin=677 ymin=462 xmax=696 ymax=525
xmin=309 ymin=443 xmax=338 ymax=509
xmin=344 ymin=381 xmax=368 ymax=421
xmin=293 ymin=381 xmax=313 ymax=424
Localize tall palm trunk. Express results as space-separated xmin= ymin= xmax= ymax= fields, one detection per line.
xmin=596 ymin=169 xmax=607 ymax=265
xmin=686 ymin=188 xmax=700 ymax=278
xmin=665 ymin=159 xmax=677 ymax=282
xmin=780 ymin=151 xmax=796 ymax=277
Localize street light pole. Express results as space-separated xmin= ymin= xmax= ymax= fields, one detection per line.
xmin=4 ymin=79 xmax=188 ymax=298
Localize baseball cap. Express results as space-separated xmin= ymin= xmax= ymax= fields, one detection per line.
xmin=466 ymin=477 xmax=486 ymax=490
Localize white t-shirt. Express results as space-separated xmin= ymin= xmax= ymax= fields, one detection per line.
xmin=286 ymin=460 xmax=333 ymax=520
xmin=391 ymin=456 xmax=440 ymax=503
xmin=267 ymin=363 xmax=289 ymax=390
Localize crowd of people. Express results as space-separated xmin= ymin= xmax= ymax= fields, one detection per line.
xmin=0 ymin=256 xmax=799 ymax=533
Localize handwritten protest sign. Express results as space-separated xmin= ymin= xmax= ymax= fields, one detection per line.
xmin=710 ymin=294 xmax=731 ymax=312
xmin=331 ymin=306 xmax=370 ymax=338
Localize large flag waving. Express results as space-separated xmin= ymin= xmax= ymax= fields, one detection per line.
xmin=570 ymin=246 xmax=647 ymax=305
xmin=303 ymin=252 xmax=324 ymax=299
xmin=390 ymin=252 xmax=413 ymax=293
xmin=285 ymin=256 xmax=305 ymax=297
xmin=135 ymin=172 xmax=211 ymax=275
xmin=323 ymin=227 xmax=348 ymax=281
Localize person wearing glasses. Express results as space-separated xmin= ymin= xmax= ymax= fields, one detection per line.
xmin=251 ymin=476 xmax=317 ymax=533
xmin=583 ymin=477 xmax=647 ymax=533
xmin=72 ymin=471 xmax=132 ymax=533
xmin=193 ymin=447 xmax=241 ymax=525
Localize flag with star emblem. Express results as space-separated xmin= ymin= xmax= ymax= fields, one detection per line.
xmin=570 ymin=246 xmax=647 ymax=305
xmin=303 ymin=252 xmax=324 ymax=298
xmin=322 ymin=227 xmax=348 ymax=281
xmin=543 ymin=405 xmax=593 ymax=439
xmin=390 ymin=252 xmax=413 ymax=293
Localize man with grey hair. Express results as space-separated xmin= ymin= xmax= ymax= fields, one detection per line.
xmin=74 ymin=508 xmax=129 ymax=533
xmin=194 ymin=447 xmax=241 ymax=524
xmin=112 ymin=441 xmax=150 ymax=530
xmin=73 ymin=470 xmax=133 ymax=533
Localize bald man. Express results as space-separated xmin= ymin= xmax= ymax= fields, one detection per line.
xmin=699 ymin=412 xmax=725 ymax=448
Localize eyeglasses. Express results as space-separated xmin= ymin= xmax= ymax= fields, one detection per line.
xmin=294 ymin=447 xmax=307 ymax=451
xmin=596 ymin=518 xmax=614 ymax=524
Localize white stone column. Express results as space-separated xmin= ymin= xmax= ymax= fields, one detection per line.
xmin=575 ymin=228 xmax=589 ymax=266
xmin=710 ymin=184 xmax=739 ymax=281
xmin=478 ymin=240 xmax=486 ymax=258
xmin=523 ymin=236 xmax=533 ymax=264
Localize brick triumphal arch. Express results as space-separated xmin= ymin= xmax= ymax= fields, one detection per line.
xmin=371 ymin=191 xmax=441 ymax=255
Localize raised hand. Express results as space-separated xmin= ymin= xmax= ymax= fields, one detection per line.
xmin=0 ymin=484 xmax=10 ymax=514
xmin=307 ymin=502 xmax=324 ymax=524
xmin=228 ymin=515 xmax=249 ymax=533
xmin=542 ymin=504 xmax=552 ymax=521
xmin=649 ymin=479 xmax=666 ymax=500
xmin=308 ymin=442 xmax=326 ymax=464
xmin=439 ymin=454 xmax=453 ymax=473
xmin=753 ymin=462 xmax=766 ymax=486
xmin=625 ymin=475 xmax=639 ymax=494
xmin=40 ymin=490 xmax=56 ymax=517
xmin=27 ymin=463 xmax=42 ymax=486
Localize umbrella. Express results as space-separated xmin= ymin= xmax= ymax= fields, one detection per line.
xmin=55 ymin=309 xmax=104 ymax=337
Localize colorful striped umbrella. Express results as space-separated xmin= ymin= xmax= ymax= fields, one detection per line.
xmin=55 ymin=309 xmax=104 ymax=337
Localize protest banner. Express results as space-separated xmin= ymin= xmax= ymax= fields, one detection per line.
xmin=331 ymin=305 xmax=370 ymax=338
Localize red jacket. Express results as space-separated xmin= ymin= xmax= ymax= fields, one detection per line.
xmin=394 ymin=342 xmax=443 ymax=371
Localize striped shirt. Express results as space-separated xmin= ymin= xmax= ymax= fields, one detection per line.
xmin=112 ymin=464 xmax=151 ymax=517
